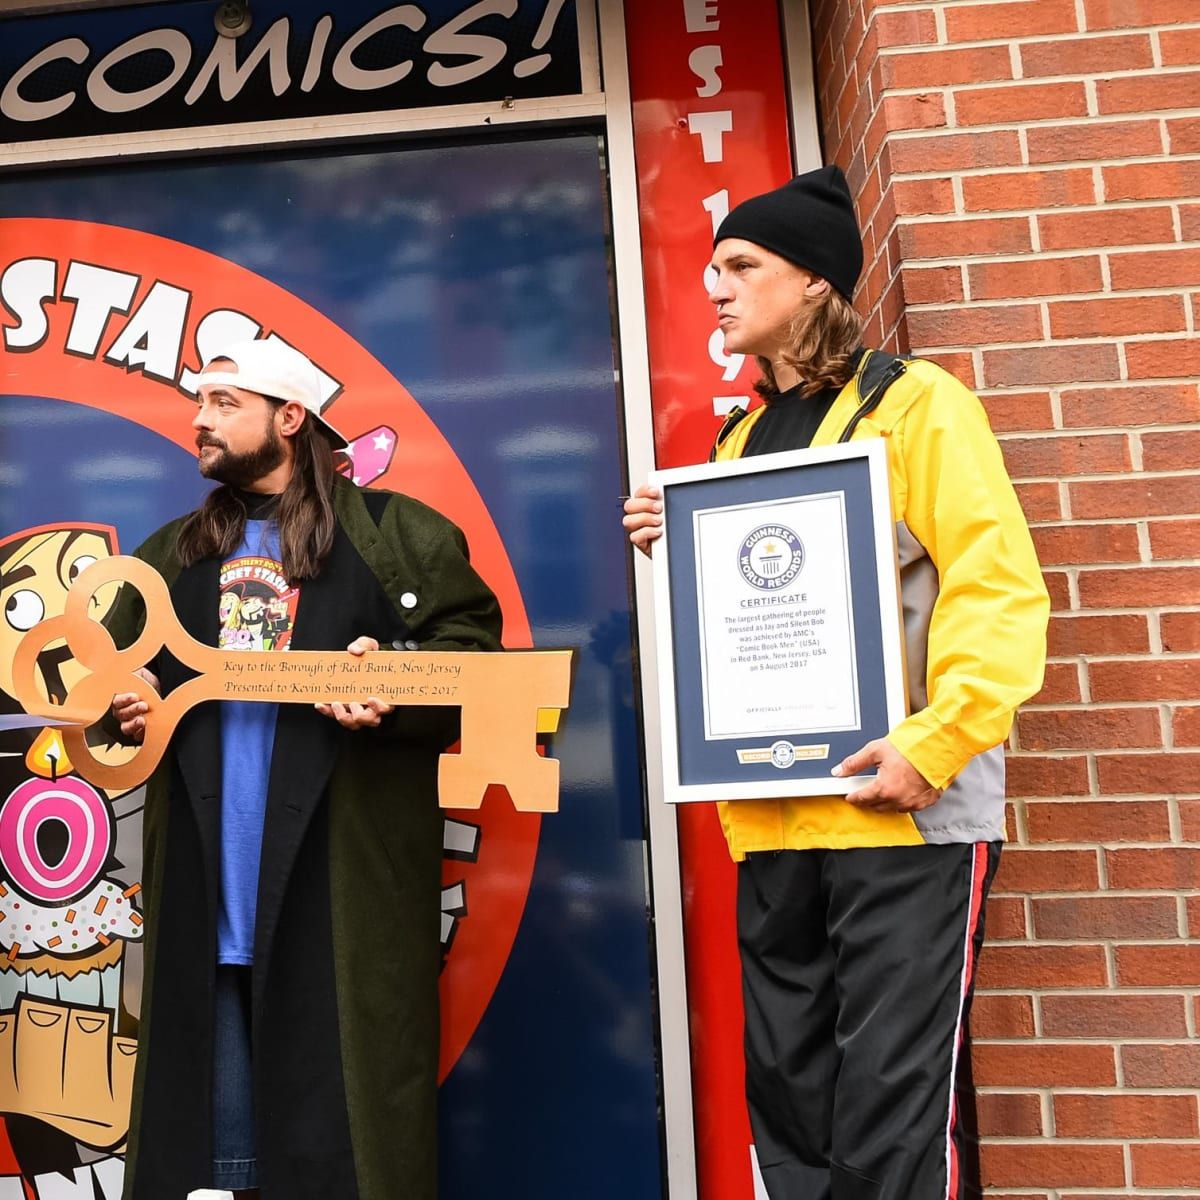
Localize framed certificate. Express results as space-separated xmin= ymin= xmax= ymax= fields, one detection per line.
xmin=649 ymin=440 xmax=908 ymax=804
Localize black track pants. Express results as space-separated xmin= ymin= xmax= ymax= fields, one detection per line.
xmin=737 ymin=841 xmax=1000 ymax=1200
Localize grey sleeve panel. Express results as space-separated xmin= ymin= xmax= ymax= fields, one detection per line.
xmin=913 ymin=744 xmax=1008 ymax=844
xmin=895 ymin=518 xmax=1008 ymax=844
xmin=896 ymin=519 xmax=937 ymax=713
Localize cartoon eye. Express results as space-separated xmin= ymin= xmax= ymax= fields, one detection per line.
xmin=68 ymin=555 xmax=98 ymax=583
xmin=5 ymin=590 xmax=45 ymax=631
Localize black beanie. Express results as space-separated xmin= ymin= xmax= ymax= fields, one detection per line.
xmin=714 ymin=165 xmax=863 ymax=301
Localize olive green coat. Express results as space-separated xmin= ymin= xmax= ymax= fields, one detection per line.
xmin=112 ymin=479 xmax=501 ymax=1200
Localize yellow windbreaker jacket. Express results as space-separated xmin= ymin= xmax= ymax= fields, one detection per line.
xmin=712 ymin=352 xmax=1050 ymax=857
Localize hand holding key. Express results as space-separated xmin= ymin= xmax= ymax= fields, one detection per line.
xmin=111 ymin=667 xmax=161 ymax=743
xmin=315 ymin=635 xmax=394 ymax=729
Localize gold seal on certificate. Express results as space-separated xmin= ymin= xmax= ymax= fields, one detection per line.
xmin=649 ymin=442 xmax=907 ymax=805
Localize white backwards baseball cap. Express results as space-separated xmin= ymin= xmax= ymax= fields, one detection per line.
xmin=196 ymin=338 xmax=348 ymax=449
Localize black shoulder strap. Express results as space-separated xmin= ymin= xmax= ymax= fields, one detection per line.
xmin=838 ymin=349 xmax=910 ymax=444
xmin=708 ymin=405 xmax=750 ymax=462
xmin=861 ymin=348 xmax=907 ymax=396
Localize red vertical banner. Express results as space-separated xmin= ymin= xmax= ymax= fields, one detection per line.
xmin=623 ymin=3 xmax=795 ymax=1198
xmin=625 ymin=0 xmax=795 ymax=469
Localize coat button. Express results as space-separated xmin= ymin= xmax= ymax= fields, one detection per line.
xmin=400 ymin=591 xmax=418 ymax=609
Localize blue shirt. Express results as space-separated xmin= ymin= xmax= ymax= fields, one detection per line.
xmin=216 ymin=519 xmax=298 ymax=965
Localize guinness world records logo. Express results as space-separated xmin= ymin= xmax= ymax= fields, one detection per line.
xmin=739 ymin=524 xmax=805 ymax=591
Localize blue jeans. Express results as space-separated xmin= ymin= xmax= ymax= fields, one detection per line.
xmin=212 ymin=964 xmax=257 ymax=1191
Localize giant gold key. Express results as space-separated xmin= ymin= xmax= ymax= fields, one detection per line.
xmin=12 ymin=556 xmax=573 ymax=812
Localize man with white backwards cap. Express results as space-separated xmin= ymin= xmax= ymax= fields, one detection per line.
xmin=624 ymin=166 xmax=1050 ymax=1198
xmin=107 ymin=338 xmax=501 ymax=1200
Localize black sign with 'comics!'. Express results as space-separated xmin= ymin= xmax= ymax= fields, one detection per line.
xmin=0 ymin=0 xmax=583 ymax=145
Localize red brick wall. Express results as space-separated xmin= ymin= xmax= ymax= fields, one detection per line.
xmin=808 ymin=0 xmax=1200 ymax=1192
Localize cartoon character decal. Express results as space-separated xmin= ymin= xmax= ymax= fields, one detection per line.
xmin=0 ymin=215 xmax=543 ymax=1198
xmin=0 ymin=524 xmax=140 ymax=1197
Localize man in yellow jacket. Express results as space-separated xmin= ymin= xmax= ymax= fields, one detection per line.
xmin=624 ymin=166 xmax=1049 ymax=1200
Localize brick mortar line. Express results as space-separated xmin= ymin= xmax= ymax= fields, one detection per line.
xmin=1002 ymin=382 xmax=1200 ymax=393
xmin=916 ymin=212 xmax=1190 ymax=230
xmin=986 ymin=403 xmax=1200 ymax=415
xmin=1040 ymin=556 xmax=1200 ymax=564
xmin=993 ymin=876 xmax=1200 ymax=886
xmin=980 ymin=979 xmax=1200 ymax=986
xmin=1022 ymin=699 xmax=1198 ymax=711
xmin=990 ymin=846 xmax=1200 ymax=855
xmin=977 ymin=1087 xmax=1200 ymax=1094
xmin=988 ymin=885 xmax=1200 ymax=895
xmin=896 ymin=209 xmax=1196 ymax=226
xmin=973 ymin=1002 xmax=1200 ymax=1011
xmin=979 ymin=945 xmax=1200 ymax=955
xmin=915 ymin=333 xmax=1200 ymax=347
xmin=896 ymin=206 xmax=1195 ymax=227
xmin=920 ymin=357 xmax=1195 ymax=372
xmin=877 ymin=87 xmax=1200 ymax=110
xmin=976 ymin=466 xmax=1200 ymax=482
xmin=1041 ymin=578 xmax=1200 ymax=588
xmin=883 ymin=144 xmax=1200 ymax=168
xmin=860 ymin=1 xmax=1197 ymax=21
xmin=1020 ymin=512 xmax=1200 ymax=523
xmin=974 ymin=1123 xmax=1200 ymax=1132
xmin=972 ymin=1039 xmax=1200 ymax=1047
xmin=1000 ymin=434 xmax=1198 ymax=447
xmin=974 ymin=1132 xmax=1200 ymax=1139
xmin=912 ymin=307 xmax=1195 ymax=326
xmin=974 ymin=998 xmax=1200 ymax=1008
xmin=913 ymin=350 xmax=1191 ymax=364
xmin=941 ymin=70 xmax=1200 ymax=90
xmin=1041 ymin=559 xmax=1200 ymax=566
xmin=895 ymin=245 xmax=1197 ymax=262
xmin=912 ymin=300 xmax=1195 ymax=314
xmin=1043 ymin=636 xmax=1200 ymax=645
xmin=874 ymin=27 xmax=1200 ymax=52
xmin=1032 ymin=604 xmax=1200 ymax=614
xmin=1036 ymin=662 xmax=1195 ymax=672
xmin=993 ymin=884 xmax=1199 ymax=893
xmin=1056 ymin=744 xmax=1200 ymax=753
xmin=1030 ymin=442 xmax=1200 ymax=462
xmin=857 ymin=0 xmax=1179 ymax=13
xmin=1005 ymin=795 xmax=1196 ymax=803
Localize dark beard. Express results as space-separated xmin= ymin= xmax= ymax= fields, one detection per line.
xmin=198 ymin=424 xmax=285 ymax=488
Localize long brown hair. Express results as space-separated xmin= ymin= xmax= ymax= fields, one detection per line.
xmin=176 ymin=407 xmax=338 ymax=582
xmin=754 ymin=286 xmax=864 ymax=401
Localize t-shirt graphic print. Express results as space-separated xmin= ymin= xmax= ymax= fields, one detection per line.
xmin=219 ymin=550 xmax=299 ymax=652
